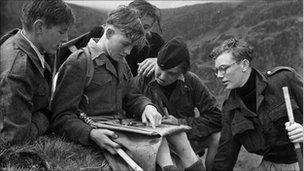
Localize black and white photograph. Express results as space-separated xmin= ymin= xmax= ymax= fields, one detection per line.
xmin=0 ymin=0 xmax=303 ymax=170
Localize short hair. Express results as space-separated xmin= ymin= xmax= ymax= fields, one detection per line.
xmin=106 ymin=5 xmax=146 ymax=49
xmin=209 ymin=38 xmax=254 ymax=62
xmin=128 ymin=0 xmax=162 ymax=33
xmin=21 ymin=0 xmax=75 ymax=31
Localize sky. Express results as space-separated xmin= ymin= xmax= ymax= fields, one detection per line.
xmin=66 ymin=0 xmax=240 ymax=10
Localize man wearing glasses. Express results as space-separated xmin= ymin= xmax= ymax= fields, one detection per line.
xmin=210 ymin=38 xmax=303 ymax=171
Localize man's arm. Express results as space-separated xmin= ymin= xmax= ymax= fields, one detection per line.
xmin=212 ymin=112 xmax=241 ymax=171
xmin=137 ymin=32 xmax=164 ymax=77
xmin=51 ymin=53 xmax=93 ymax=145
xmin=123 ymin=66 xmax=153 ymax=117
xmin=288 ymin=69 xmax=303 ymax=117
xmin=123 ymin=69 xmax=162 ymax=127
xmin=180 ymin=73 xmax=222 ymax=138
xmin=0 ymin=73 xmax=49 ymax=144
xmin=285 ymin=70 xmax=303 ymax=143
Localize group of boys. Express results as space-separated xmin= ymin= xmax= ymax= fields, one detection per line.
xmin=0 ymin=0 xmax=302 ymax=171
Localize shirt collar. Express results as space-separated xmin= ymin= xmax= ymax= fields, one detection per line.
xmin=149 ymin=74 xmax=185 ymax=85
xmin=87 ymin=38 xmax=106 ymax=60
xmin=20 ymin=30 xmax=45 ymax=68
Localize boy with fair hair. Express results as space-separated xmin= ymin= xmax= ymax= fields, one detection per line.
xmin=51 ymin=6 xmax=203 ymax=171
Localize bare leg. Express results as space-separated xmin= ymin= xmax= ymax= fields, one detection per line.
xmin=167 ymin=132 xmax=200 ymax=168
xmin=156 ymin=138 xmax=174 ymax=168
xmin=204 ymin=132 xmax=220 ymax=171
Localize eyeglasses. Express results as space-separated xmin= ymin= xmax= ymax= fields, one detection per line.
xmin=214 ymin=61 xmax=238 ymax=77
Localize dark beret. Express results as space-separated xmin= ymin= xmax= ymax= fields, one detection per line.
xmin=157 ymin=36 xmax=190 ymax=70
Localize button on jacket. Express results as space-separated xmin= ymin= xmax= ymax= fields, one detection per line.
xmin=132 ymin=71 xmax=222 ymax=140
xmin=213 ymin=67 xmax=303 ymax=171
xmin=0 ymin=29 xmax=51 ymax=144
xmin=51 ymin=39 xmax=153 ymax=145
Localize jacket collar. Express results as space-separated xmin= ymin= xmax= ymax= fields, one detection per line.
xmin=87 ymin=38 xmax=128 ymax=77
xmin=224 ymin=68 xmax=267 ymax=112
xmin=20 ymin=29 xmax=45 ymax=69
xmin=87 ymin=38 xmax=106 ymax=60
xmin=148 ymin=74 xmax=185 ymax=86
xmin=147 ymin=74 xmax=189 ymax=102
xmin=255 ymin=68 xmax=267 ymax=111
xmin=14 ymin=30 xmax=46 ymax=76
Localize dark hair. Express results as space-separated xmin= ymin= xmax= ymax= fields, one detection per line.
xmin=107 ymin=5 xmax=146 ymax=49
xmin=209 ymin=38 xmax=254 ymax=62
xmin=21 ymin=0 xmax=75 ymax=31
xmin=129 ymin=0 xmax=162 ymax=33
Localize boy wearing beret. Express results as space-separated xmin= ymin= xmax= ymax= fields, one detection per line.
xmin=132 ymin=36 xmax=222 ymax=171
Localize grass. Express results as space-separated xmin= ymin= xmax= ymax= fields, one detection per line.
xmin=1 ymin=134 xmax=262 ymax=171
xmin=200 ymin=146 xmax=262 ymax=171
xmin=0 ymin=134 xmax=108 ymax=170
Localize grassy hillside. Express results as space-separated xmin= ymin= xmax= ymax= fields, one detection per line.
xmin=0 ymin=0 xmax=107 ymax=39
xmin=161 ymin=0 xmax=303 ymax=101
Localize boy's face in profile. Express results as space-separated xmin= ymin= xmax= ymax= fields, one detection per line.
xmin=155 ymin=64 xmax=182 ymax=86
xmin=105 ymin=28 xmax=133 ymax=61
xmin=38 ymin=23 xmax=69 ymax=55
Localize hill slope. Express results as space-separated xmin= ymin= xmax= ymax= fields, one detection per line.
xmin=0 ymin=1 xmax=107 ymax=39
xmin=161 ymin=0 xmax=303 ymax=98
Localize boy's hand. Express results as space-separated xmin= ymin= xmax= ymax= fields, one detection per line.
xmin=162 ymin=115 xmax=179 ymax=125
xmin=90 ymin=129 xmax=120 ymax=154
xmin=142 ymin=105 xmax=162 ymax=128
xmin=285 ymin=122 xmax=303 ymax=143
xmin=137 ymin=58 xmax=157 ymax=77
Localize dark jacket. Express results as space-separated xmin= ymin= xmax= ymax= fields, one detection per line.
xmin=213 ymin=67 xmax=303 ymax=171
xmin=133 ymin=71 xmax=222 ymax=140
xmin=125 ymin=32 xmax=164 ymax=76
xmin=0 ymin=29 xmax=52 ymax=144
xmin=51 ymin=39 xmax=153 ymax=145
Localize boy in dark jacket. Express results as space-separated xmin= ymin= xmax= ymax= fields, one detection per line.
xmin=133 ymin=36 xmax=222 ymax=171
xmin=0 ymin=0 xmax=74 ymax=145
xmin=211 ymin=38 xmax=303 ymax=171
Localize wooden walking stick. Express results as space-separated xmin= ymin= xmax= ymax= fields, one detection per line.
xmin=282 ymin=87 xmax=303 ymax=171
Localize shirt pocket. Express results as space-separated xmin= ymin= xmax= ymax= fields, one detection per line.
xmin=231 ymin=115 xmax=266 ymax=152
xmin=84 ymin=71 xmax=114 ymax=107
xmin=231 ymin=117 xmax=255 ymax=137
xmin=90 ymin=73 xmax=112 ymax=87
xmin=268 ymin=98 xmax=299 ymax=126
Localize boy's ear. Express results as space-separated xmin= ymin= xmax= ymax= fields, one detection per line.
xmin=33 ymin=19 xmax=44 ymax=34
xmin=241 ymin=59 xmax=250 ymax=71
xmin=106 ymin=28 xmax=115 ymax=40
